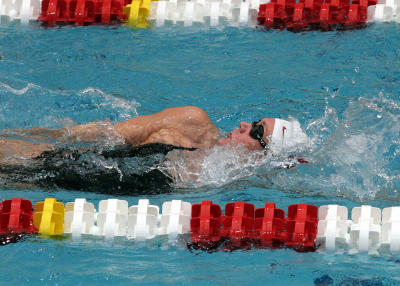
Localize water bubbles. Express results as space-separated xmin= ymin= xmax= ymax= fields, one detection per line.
xmin=164 ymin=145 xmax=272 ymax=188
xmin=79 ymin=88 xmax=140 ymax=121
xmin=0 ymin=82 xmax=37 ymax=95
xmin=266 ymin=94 xmax=400 ymax=201
xmin=0 ymin=83 xmax=140 ymax=129
xmin=164 ymin=120 xmax=312 ymax=190
xmin=330 ymin=85 xmax=342 ymax=99
xmin=80 ymin=88 xmax=105 ymax=95
xmin=54 ymin=117 xmax=75 ymax=128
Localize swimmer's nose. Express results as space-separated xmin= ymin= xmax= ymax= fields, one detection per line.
xmin=239 ymin=122 xmax=251 ymax=133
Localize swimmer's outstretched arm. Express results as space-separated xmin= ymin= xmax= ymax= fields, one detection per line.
xmin=0 ymin=138 xmax=53 ymax=164
xmin=1 ymin=127 xmax=66 ymax=140
xmin=66 ymin=106 xmax=218 ymax=148
xmin=2 ymin=123 xmax=117 ymax=143
xmin=1 ymin=106 xmax=218 ymax=148
xmin=0 ymin=106 xmax=218 ymax=166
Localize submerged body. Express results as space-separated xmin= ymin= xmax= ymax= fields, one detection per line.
xmin=0 ymin=106 xmax=304 ymax=194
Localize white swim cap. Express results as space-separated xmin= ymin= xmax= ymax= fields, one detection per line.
xmin=270 ymin=118 xmax=308 ymax=153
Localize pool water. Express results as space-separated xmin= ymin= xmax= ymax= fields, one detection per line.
xmin=0 ymin=22 xmax=400 ymax=285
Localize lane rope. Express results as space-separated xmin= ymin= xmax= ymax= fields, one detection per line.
xmin=1 ymin=197 xmax=399 ymax=255
xmin=1 ymin=0 xmax=394 ymax=30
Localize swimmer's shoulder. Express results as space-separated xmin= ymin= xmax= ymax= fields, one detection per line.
xmin=155 ymin=106 xmax=212 ymax=125
xmin=170 ymin=106 xmax=218 ymax=147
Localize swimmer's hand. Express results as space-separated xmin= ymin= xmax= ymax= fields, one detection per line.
xmin=3 ymin=120 xmax=124 ymax=145
xmin=165 ymin=149 xmax=205 ymax=183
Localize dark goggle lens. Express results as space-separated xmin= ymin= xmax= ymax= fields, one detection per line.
xmin=250 ymin=121 xmax=264 ymax=140
xmin=250 ymin=120 xmax=267 ymax=149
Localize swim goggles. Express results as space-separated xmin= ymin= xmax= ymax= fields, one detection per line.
xmin=250 ymin=120 xmax=268 ymax=149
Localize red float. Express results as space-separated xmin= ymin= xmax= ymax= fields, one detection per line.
xmin=352 ymin=0 xmax=377 ymax=6
xmin=273 ymin=0 xmax=296 ymax=8
xmin=291 ymin=3 xmax=306 ymax=29
xmin=325 ymin=0 xmax=348 ymax=8
xmin=0 ymin=198 xmax=36 ymax=234
xmin=40 ymin=0 xmax=129 ymax=25
xmin=260 ymin=3 xmax=276 ymax=26
xmin=222 ymin=202 xmax=254 ymax=241
xmin=190 ymin=201 xmax=223 ymax=243
xmin=319 ymin=3 xmax=331 ymax=28
xmin=97 ymin=0 xmax=126 ymax=23
xmin=257 ymin=0 xmax=376 ymax=30
xmin=301 ymin=0 xmax=322 ymax=9
xmin=285 ymin=204 xmax=318 ymax=248
xmin=346 ymin=4 xmax=360 ymax=25
xmin=254 ymin=202 xmax=287 ymax=245
xmin=299 ymin=0 xmax=322 ymax=26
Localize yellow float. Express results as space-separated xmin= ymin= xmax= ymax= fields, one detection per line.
xmin=123 ymin=0 xmax=154 ymax=28
xmin=33 ymin=198 xmax=65 ymax=235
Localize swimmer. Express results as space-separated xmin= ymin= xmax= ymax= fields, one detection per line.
xmin=0 ymin=106 xmax=304 ymax=159
xmin=0 ymin=106 xmax=307 ymax=194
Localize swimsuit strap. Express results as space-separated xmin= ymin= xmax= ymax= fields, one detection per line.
xmin=101 ymin=143 xmax=197 ymax=158
xmin=34 ymin=143 xmax=197 ymax=161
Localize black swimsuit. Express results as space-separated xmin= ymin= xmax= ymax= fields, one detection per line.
xmin=0 ymin=143 xmax=196 ymax=196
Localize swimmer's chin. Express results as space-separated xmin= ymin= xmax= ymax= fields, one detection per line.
xmin=217 ymin=138 xmax=262 ymax=151
xmin=217 ymin=137 xmax=230 ymax=146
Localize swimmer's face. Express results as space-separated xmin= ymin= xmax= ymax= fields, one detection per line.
xmin=217 ymin=118 xmax=275 ymax=150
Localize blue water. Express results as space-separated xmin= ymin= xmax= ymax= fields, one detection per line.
xmin=1 ymin=22 xmax=400 ymax=285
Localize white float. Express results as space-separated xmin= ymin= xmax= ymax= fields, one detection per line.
xmin=155 ymin=0 xmax=167 ymax=26
xmin=159 ymin=200 xmax=191 ymax=235
xmin=316 ymin=205 xmax=351 ymax=253
xmin=349 ymin=205 xmax=381 ymax=255
xmin=96 ymin=199 xmax=129 ymax=239
xmin=64 ymin=199 xmax=96 ymax=239
xmin=149 ymin=0 xmax=266 ymax=27
xmin=380 ymin=207 xmax=400 ymax=253
xmin=127 ymin=199 xmax=159 ymax=240
xmin=0 ymin=0 xmax=41 ymax=24
xmin=209 ymin=1 xmax=221 ymax=26
xmin=368 ymin=0 xmax=400 ymax=22
xmin=183 ymin=0 xmax=195 ymax=26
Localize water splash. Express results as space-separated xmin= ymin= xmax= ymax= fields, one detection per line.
xmin=163 ymin=94 xmax=399 ymax=202
xmin=0 ymin=82 xmax=140 ymax=129
xmin=78 ymin=88 xmax=140 ymax=120
xmin=268 ymin=94 xmax=400 ymax=202
xmin=0 ymin=82 xmax=37 ymax=95
xmin=162 ymin=145 xmax=268 ymax=188
xmin=162 ymin=135 xmax=310 ymax=190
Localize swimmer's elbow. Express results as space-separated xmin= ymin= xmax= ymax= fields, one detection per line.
xmin=182 ymin=106 xmax=211 ymax=124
